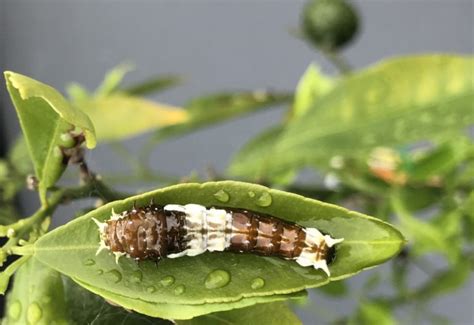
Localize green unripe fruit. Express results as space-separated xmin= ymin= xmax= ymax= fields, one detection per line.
xmin=302 ymin=0 xmax=359 ymax=50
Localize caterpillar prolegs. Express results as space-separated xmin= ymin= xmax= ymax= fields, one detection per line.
xmin=93 ymin=203 xmax=344 ymax=276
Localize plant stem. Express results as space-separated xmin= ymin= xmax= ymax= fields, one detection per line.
xmin=320 ymin=47 xmax=352 ymax=75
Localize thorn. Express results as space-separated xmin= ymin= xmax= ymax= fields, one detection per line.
xmin=132 ymin=201 xmax=137 ymax=212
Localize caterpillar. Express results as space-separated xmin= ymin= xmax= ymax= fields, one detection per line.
xmin=92 ymin=203 xmax=344 ymax=276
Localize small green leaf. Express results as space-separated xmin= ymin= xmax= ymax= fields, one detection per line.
xmin=176 ymin=302 xmax=302 ymax=325
xmin=2 ymin=257 xmax=68 ymax=324
xmin=293 ymin=63 xmax=334 ymax=118
xmin=351 ymin=302 xmax=395 ymax=325
xmin=154 ymin=91 xmax=292 ymax=141
xmin=268 ymin=55 xmax=474 ymax=172
xmin=77 ymin=94 xmax=189 ymax=142
xmin=65 ymin=82 xmax=91 ymax=102
xmin=0 ymin=256 xmax=29 ymax=294
xmin=4 ymin=71 xmax=96 ymax=202
xmin=33 ymin=181 xmax=404 ymax=309
xmin=73 ymin=276 xmax=305 ymax=320
xmin=94 ymin=63 xmax=134 ymax=97
xmin=123 ymin=75 xmax=182 ymax=96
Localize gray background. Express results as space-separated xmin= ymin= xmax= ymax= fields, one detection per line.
xmin=1 ymin=0 xmax=473 ymax=323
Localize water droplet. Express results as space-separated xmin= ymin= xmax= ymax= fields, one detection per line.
xmin=8 ymin=300 xmax=21 ymax=320
xmin=146 ymin=286 xmax=156 ymax=293
xmin=251 ymin=277 xmax=265 ymax=289
xmin=160 ymin=275 xmax=175 ymax=287
xmin=213 ymin=189 xmax=230 ymax=202
xmin=27 ymin=302 xmax=42 ymax=324
xmin=256 ymin=192 xmax=272 ymax=207
xmin=205 ymin=269 xmax=231 ymax=289
xmin=131 ymin=270 xmax=143 ymax=283
xmin=97 ymin=269 xmax=104 ymax=275
xmin=174 ymin=285 xmax=185 ymax=295
xmin=107 ymin=270 xmax=122 ymax=283
xmin=248 ymin=191 xmax=256 ymax=198
xmin=83 ymin=259 xmax=95 ymax=266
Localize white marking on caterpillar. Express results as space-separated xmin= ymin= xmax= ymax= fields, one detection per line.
xmin=295 ymin=227 xmax=344 ymax=276
xmin=164 ymin=204 xmax=230 ymax=257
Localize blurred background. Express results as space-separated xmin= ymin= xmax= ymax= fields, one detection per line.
xmin=1 ymin=0 xmax=473 ymax=324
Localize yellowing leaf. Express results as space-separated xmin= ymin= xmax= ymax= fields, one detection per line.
xmin=79 ymin=94 xmax=189 ymax=142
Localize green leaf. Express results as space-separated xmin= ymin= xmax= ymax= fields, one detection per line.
xmin=2 ymin=257 xmax=68 ymax=324
xmin=7 ymin=137 xmax=34 ymax=176
xmin=33 ymin=181 xmax=404 ymax=309
xmin=293 ymin=63 xmax=334 ymax=118
xmin=351 ymin=302 xmax=395 ymax=325
xmin=228 ymin=125 xmax=291 ymax=182
xmin=154 ymin=91 xmax=292 ymax=141
xmin=4 ymin=71 xmax=96 ymax=202
xmin=123 ymin=75 xmax=182 ymax=96
xmin=176 ymin=302 xmax=302 ymax=325
xmin=77 ymin=94 xmax=189 ymax=142
xmin=62 ymin=276 xmax=171 ymax=325
xmin=0 ymin=256 xmax=29 ymax=294
xmin=409 ymin=139 xmax=472 ymax=181
xmin=391 ymin=192 xmax=461 ymax=263
xmin=73 ymin=276 xmax=305 ymax=320
xmin=94 ymin=63 xmax=134 ymax=97
xmin=269 ymin=55 xmax=474 ymax=172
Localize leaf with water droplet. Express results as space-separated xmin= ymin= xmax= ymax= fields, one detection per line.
xmin=205 ymin=270 xmax=231 ymax=289
xmin=174 ymin=285 xmax=186 ymax=295
xmin=251 ymin=277 xmax=265 ymax=290
xmin=256 ymin=192 xmax=272 ymax=207
xmin=33 ymin=181 xmax=404 ymax=316
xmin=160 ymin=275 xmax=175 ymax=287
xmin=74 ymin=276 xmax=306 ymax=320
xmin=213 ymin=190 xmax=230 ymax=203
xmin=3 ymin=258 xmax=68 ymax=324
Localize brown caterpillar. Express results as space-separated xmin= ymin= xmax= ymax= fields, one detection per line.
xmin=93 ymin=203 xmax=343 ymax=276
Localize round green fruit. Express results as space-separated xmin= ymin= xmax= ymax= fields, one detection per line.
xmin=302 ymin=0 xmax=359 ymax=50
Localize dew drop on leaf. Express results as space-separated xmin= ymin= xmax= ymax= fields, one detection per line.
xmin=97 ymin=269 xmax=104 ymax=275
xmin=131 ymin=270 xmax=143 ymax=283
xmin=146 ymin=286 xmax=156 ymax=293
xmin=205 ymin=269 xmax=231 ymax=289
xmin=107 ymin=269 xmax=122 ymax=283
xmin=27 ymin=302 xmax=42 ymax=324
xmin=174 ymin=285 xmax=186 ymax=295
xmin=248 ymin=191 xmax=256 ymax=198
xmin=83 ymin=258 xmax=95 ymax=266
xmin=256 ymin=192 xmax=272 ymax=207
xmin=160 ymin=275 xmax=175 ymax=287
xmin=251 ymin=277 xmax=265 ymax=289
xmin=8 ymin=300 xmax=21 ymax=321
xmin=213 ymin=189 xmax=230 ymax=202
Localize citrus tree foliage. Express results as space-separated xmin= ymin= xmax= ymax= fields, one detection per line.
xmin=0 ymin=15 xmax=472 ymax=325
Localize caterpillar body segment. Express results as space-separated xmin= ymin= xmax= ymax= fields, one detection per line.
xmin=93 ymin=203 xmax=344 ymax=276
